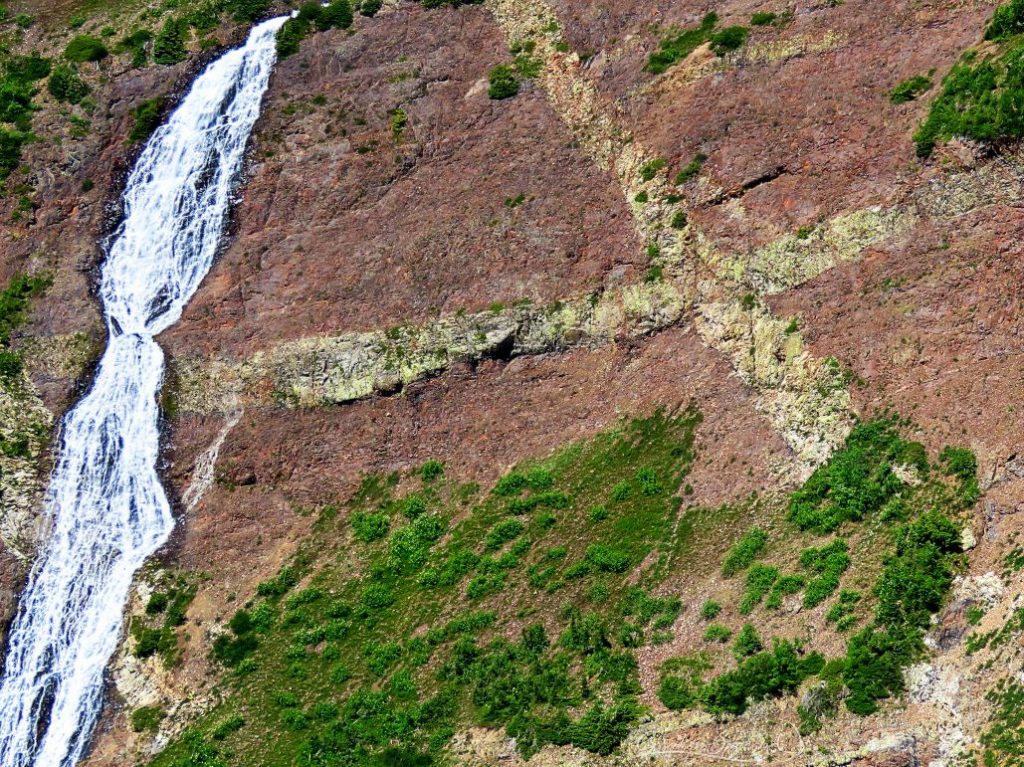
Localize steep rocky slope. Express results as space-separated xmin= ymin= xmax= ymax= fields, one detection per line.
xmin=1 ymin=0 xmax=1023 ymax=765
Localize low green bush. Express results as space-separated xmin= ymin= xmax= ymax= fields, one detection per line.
xmin=674 ymin=152 xmax=706 ymax=184
xmin=586 ymin=544 xmax=631 ymax=573
xmin=800 ymin=539 xmax=850 ymax=608
xmin=131 ymin=705 xmax=164 ymax=732
xmin=889 ymin=74 xmax=932 ymax=104
xmin=842 ymin=512 xmax=961 ymax=714
xmin=639 ymin=157 xmax=666 ymax=181
xmin=703 ymin=623 xmax=731 ymax=642
xmin=485 ymin=519 xmax=525 ymax=551
xmin=765 ymin=574 xmax=804 ymax=609
xmin=64 ymin=35 xmax=108 ymax=63
xmin=788 ymin=418 xmax=913 ymax=533
xmin=914 ymin=42 xmax=1024 ymax=156
xmin=739 ymin=563 xmax=778 ymax=614
xmin=645 ymin=12 xmax=717 ymax=74
xmin=986 ymin=0 xmax=1024 ymax=40
xmin=703 ymin=640 xmax=823 ymax=715
xmin=154 ymin=18 xmax=187 ymax=65
xmin=48 ymin=64 xmax=89 ymax=104
xmin=129 ymin=98 xmax=163 ymax=143
xmin=709 ymin=26 xmax=748 ymax=56
xmin=721 ymin=527 xmax=767 ymax=576
xmin=732 ymin=623 xmax=763 ymax=659
xmin=700 ymin=600 xmax=721 ymax=620
xmin=352 ymin=512 xmax=389 ymax=542
xmin=488 ymin=64 xmax=519 ymax=99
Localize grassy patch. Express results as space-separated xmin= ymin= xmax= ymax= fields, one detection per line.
xmin=889 ymin=74 xmax=932 ymax=104
xmin=149 ymin=408 xmax=702 ymax=766
xmin=914 ymin=14 xmax=1024 ymax=157
xmin=645 ymin=12 xmax=717 ymax=74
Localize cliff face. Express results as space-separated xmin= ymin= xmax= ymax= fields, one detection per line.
xmin=2 ymin=0 xmax=1024 ymax=765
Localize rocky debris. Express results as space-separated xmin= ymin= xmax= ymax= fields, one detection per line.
xmin=0 ymin=370 xmax=54 ymax=558
xmin=173 ymin=278 xmax=688 ymax=411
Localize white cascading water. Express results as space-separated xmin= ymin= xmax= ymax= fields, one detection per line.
xmin=0 ymin=15 xmax=287 ymax=767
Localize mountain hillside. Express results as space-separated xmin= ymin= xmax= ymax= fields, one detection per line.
xmin=0 ymin=0 xmax=1023 ymax=765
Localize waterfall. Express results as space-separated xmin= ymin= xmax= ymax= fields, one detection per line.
xmin=0 ymin=15 xmax=287 ymax=767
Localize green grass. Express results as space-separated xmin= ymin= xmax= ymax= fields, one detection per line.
xmin=709 ymin=26 xmax=749 ymax=56
xmin=889 ymin=74 xmax=932 ymax=104
xmin=487 ymin=64 xmax=518 ymax=100
xmin=914 ymin=21 xmax=1024 ymax=157
xmin=720 ymin=527 xmax=767 ymax=576
xmin=645 ymin=12 xmax=717 ymax=74
xmin=149 ymin=408 xmax=703 ymax=767
xmin=0 ymin=273 xmax=51 ymax=382
xmin=674 ymin=152 xmax=706 ymax=184
xmin=146 ymin=412 xmax=977 ymax=764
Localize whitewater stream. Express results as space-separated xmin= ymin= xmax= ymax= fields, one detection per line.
xmin=0 ymin=16 xmax=287 ymax=767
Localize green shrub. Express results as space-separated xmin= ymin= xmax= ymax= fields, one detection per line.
xmin=386 ymin=515 xmax=445 ymax=574
xmin=788 ymin=418 xmax=908 ymax=533
xmin=889 ymin=74 xmax=932 ymax=104
xmin=700 ymin=600 xmax=721 ymax=620
xmin=276 ymin=17 xmax=310 ymax=58
xmin=418 ymin=548 xmax=478 ymax=588
xmin=732 ymin=623 xmax=763 ymax=659
xmin=765 ymin=574 xmax=805 ymax=609
xmin=658 ymin=675 xmax=695 ymax=710
xmin=986 ymin=0 xmax=1024 ymax=40
xmin=800 ymin=539 xmax=850 ymax=608
xmin=48 ymin=64 xmax=89 ymax=104
xmin=361 ymin=0 xmax=383 ymax=16
xmin=319 ymin=0 xmax=354 ymax=29
xmin=129 ymin=98 xmax=163 ymax=143
xmin=674 ymin=152 xmax=706 ymax=184
xmin=670 ymin=210 xmax=687 ymax=229
xmin=703 ymin=623 xmax=731 ymax=642
xmin=484 ymin=519 xmax=525 ymax=551
xmin=751 ymin=11 xmax=777 ymax=25
xmin=153 ymin=18 xmax=187 ymax=65
xmin=352 ymin=512 xmax=389 ymax=542
xmin=118 ymin=29 xmax=153 ymax=68
xmin=227 ymin=0 xmax=272 ymax=22
xmin=702 ymin=640 xmax=823 ymax=715
xmin=0 ymin=128 xmax=26 ymax=181
xmin=914 ymin=43 xmax=1024 ymax=156
xmin=64 ymin=35 xmax=108 ymax=63
xmin=488 ymin=64 xmax=519 ymax=99
xmin=639 ymin=157 xmax=666 ymax=181
xmin=585 ymin=544 xmax=630 ymax=573
xmin=360 ymin=583 xmax=394 ymax=611
xmin=364 ymin=640 xmax=402 ymax=675
xmin=0 ymin=78 xmax=34 ymax=125
xmin=645 ymin=12 xmax=717 ymax=74
xmin=842 ymin=512 xmax=961 ymax=714
xmin=131 ymin=705 xmax=164 ymax=732
xmin=721 ymin=527 xmax=767 ymax=576
xmin=466 ymin=572 xmax=505 ymax=600
xmin=939 ymin=445 xmax=980 ymax=507
xmin=211 ymin=714 xmax=245 ymax=740
xmin=419 ymin=459 xmax=444 ymax=483
xmin=739 ymin=563 xmax=778 ymax=614
xmin=7 ymin=54 xmax=51 ymax=82
xmin=0 ymin=274 xmax=51 ymax=347
xmin=213 ymin=631 xmax=258 ymax=667
xmin=709 ymin=26 xmax=748 ymax=56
